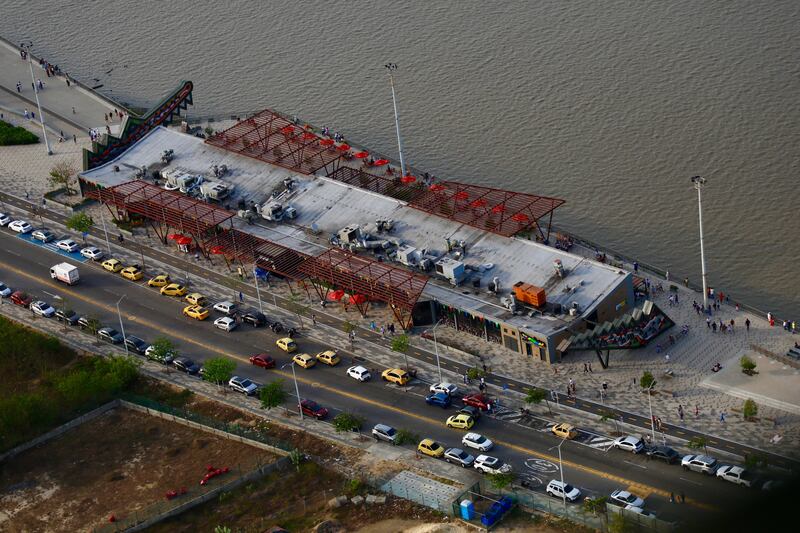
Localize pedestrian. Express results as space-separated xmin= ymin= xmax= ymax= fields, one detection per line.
xmin=729 ymin=319 xmax=735 ymax=333
xmin=482 ymin=362 xmax=488 ymax=374
xmin=665 ymin=354 xmax=670 ymax=364
xmin=463 ymin=373 xmax=468 ymax=385
xmin=670 ymin=492 xmax=675 ymax=504
xmin=602 ymin=381 xmax=607 ymax=390
xmin=73 ymin=134 xmax=76 ymax=143
xmin=369 ymin=321 xmax=375 ymax=330
xmin=380 ymin=326 xmax=385 ymax=337
xmin=712 ymin=322 xmax=717 ymax=332
xmin=588 ymin=362 xmax=593 ymax=373
xmin=117 ymin=233 xmax=124 ymax=243
xmin=24 ymin=191 xmax=29 ymax=199
xmin=487 ymin=402 xmax=492 ymax=414
xmin=633 ymin=261 xmax=639 ymax=273
xmin=194 ymin=252 xmax=199 ymax=261
xmin=16 ymin=81 xmax=21 ymax=92
xmin=72 ymin=106 xmax=76 ymax=114
xmin=633 ymin=376 xmax=637 ymax=385
xmin=665 ymin=270 xmax=670 ymax=281
xmin=583 ymin=362 xmax=588 ymax=374
xmin=23 ymin=108 xmax=29 ymax=119
xmin=684 ymin=277 xmax=689 ymax=287
xmin=480 ymin=377 xmax=485 ymax=388
xmin=720 ymin=411 xmax=726 ymax=423
xmin=735 ymin=302 xmax=740 ymax=311
xmin=745 ymin=318 xmax=751 ymax=331
xmin=678 ymin=404 xmax=684 ymax=421
xmin=31 ymin=111 xmax=35 ymax=120
xmin=238 ymin=291 xmax=243 ymax=303
xmin=311 ymin=313 xmax=316 ymax=325
xmin=695 ymin=405 xmax=699 ymax=417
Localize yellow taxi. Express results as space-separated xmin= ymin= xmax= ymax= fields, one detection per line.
xmin=381 ymin=368 xmax=410 ymax=386
xmin=147 ymin=274 xmax=171 ymax=287
xmin=417 ymin=438 xmax=445 ymax=458
xmin=160 ymin=283 xmax=188 ymax=297
xmin=551 ymin=422 xmax=578 ymax=440
xmin=185 ymin=292 xmax=207 ymax=306
xmin=183 ymin=305 xmax=210 ymax=320
xmin=120 ymin=265 xmax=143 ymax=281
xmin=446 ymin=413 xmax=475 ymax=430
xmin=101 ymin=258 xmax=123 ymax=273
xmin=315 ymin=350 xmax=341 ymax=366
xmin=292 ymin=353 xmax=316 ymax=369
xmin=276 ymin=337 xmax=297 ymax=353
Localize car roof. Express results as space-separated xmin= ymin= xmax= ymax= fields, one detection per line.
xmin=374 ymin=423 xmax=394 ymax=432
xmin=351 ymin=365 xmax=368 ymax=372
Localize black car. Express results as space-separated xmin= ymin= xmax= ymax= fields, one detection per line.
xmin=124 ymin=335 xmax=150 ymax=355
xmin=459 ymin=405 xmax=481 ymax=420
xmin=97 ymin=327 xmax=124 ymax=344
xmin=55 ymin=308 xmax=80 ymax=325
xmin=241 ymin=310 xmax=268 ymax=327
xmin=173 ymin=356 xmax=201 ymax=374
xmin=646 ymin=445 xmax=680 ymax=464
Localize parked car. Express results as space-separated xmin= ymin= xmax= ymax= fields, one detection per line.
xmin=444 ymin=448 xmax=475 ymax=468
xmin=551 ymin=423 xmax=578 ymax=440
xmin=183 ymin=305 xmax=210 ymax=320
xmin=417 ymin=439 xmax=445 ymax=458
xmin=609 ymin=490 xmax=645 ymax=509
xmin=473 ymin=455 xmax=512 ymax=475
xmin=430 ymin=382 xmax=459 ymax=396
xmin=80 ymin=246 xmax=104 ymax=261
xmin=425 ymin=392 xmax=451 ymax=408
xmin=446 ymin=413 xmax=475 ymax=430
xmin=300 ymin=399 xmax=328 ymax=419
xmin=145 ymin=345 xmax=176 ymax=365
xmin=56 ymin=239 xmax=79 ymax=252
xmin=0 ymin=213 xmax=11 ymax=226
xmin=97 ymin=327 xmax=124 ymax=344
xmin=241 ymin=310 xmax=268 ymax=327
xmin=228 ymin=376 xmax=259 ymax=396
xmin=346 ymin=365 xmax=372 ymax=381
xmin=0 ymin=282 xmax=12 ymax=298
xmin=77 ymin=316 xmax=99 ymax=330
xmin=184 ymin=292 xmax=207 ymax=306
xmin=102 ymin=258 xmax=123 ymax=273
xmin=646 ymin=445 xmax=680 ymax=464
xmin=613 ymin=435 xmax=645 ymax=454
xmin=462 ymin=393 xmax=492 ymax=411
xmin=120 ymin=265 xmax=144 ymax=281
xmin=371 ymin=424 xmax=398 ymax=444
xmin=160 ymin=283 xmax=187 ymax=296
xmin=10 ymin=291 xmax=32 ymax=307
xmin=212 ymin=301 xmax=238 ymax=316
xmin=381 ymin=368 xmax=410 ymax=385
xmin=459 ymin=405 xmax=481 ymax=420
xmin=30 ymin=300 xmax=56 ymax=317
xmin=124 ymin=335 xmax=150 ymax=355
xmin=546 ymin=480 xmax=582 ymax=503
xmin=54 ymin=308 xmax=79 ymax=325
xmin=716 ymin=465 xmax=754 ymax=487
xmin=462 ymin=432 xmax=493 ymax=452
xmin=9 ymin=220 xmax=33 ymax=233
xmin=213 ymin=316 xmax=237 ymax=332
xmin=147 ymin=274 xmax=171 ymax=287
xmin=315 ymin=350 xmax=341 ymax=366
xmin=681 ymin=454 xmax=719 ymax=475
xmin=249 ymin=354 xmax=275 ymax=369
xmin=32 ymin=228 xmax=55 ymax=242
xmin=173 ymin=356 xmax=201 ymax=374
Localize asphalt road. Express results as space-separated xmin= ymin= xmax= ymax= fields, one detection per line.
xmin=0 ymin=226 xmax=765 ymax=525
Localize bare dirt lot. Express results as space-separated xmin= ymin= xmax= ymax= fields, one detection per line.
xmin=0 ymin=407 xmax=277 ymax=532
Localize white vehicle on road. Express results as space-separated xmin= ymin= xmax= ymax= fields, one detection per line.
xmin=0 ymin=213 xmax=11 ymax=226
xmin=429 ymin=382 xmax=458 ymax=396
xmin=612 ymin=435 xmax=644 ymax=454
xmin=346 ymin=365 xmax=372 ymax=381
xmin=9 ymin=220 xmax=33 ymax=233
xmin=50 ymin=263 xmax=80 ymax=285
xmin=56 ymin=239 xmax=80 ymax=252
xmin=30 ymin=300 xmax=56 ymax=317
xmin=461 ymin=432 xmax=493 ymax=452
xmin=716 ymin=465 xmax=754 ymax=487
xmin=214 ymin=316 xmax=237 ymax=332
xmin=473 ymin=455 xmax=512 ymax=475
xmin=609 ymin=489 xmax=645 ymax=509
xmin=546 ymin=480 xmax=582 ymax=503
xmin=81 ymin=246 xmax=104 ymax=261
xmin=0 ymin=282 xmax=11 ymax=297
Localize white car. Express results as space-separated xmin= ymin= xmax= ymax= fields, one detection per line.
xmin=214 ymin=316 xmax=237 ymax=332
xmin=429 ymin=382 xmax=459 ymax=396
xmin=81 ymin=246 xmax=104 ymax=261
xmin=30 ymin=300 xmax=56 ymax=317
xmin=546 ymin=480 xmax=582 ymax=503
xmin=228 ymin=376 xmax=258 ymax=396
xmin=56 ymin=239 xmax=80 ymax=253
xmin=462 ymin=432 xmax=494 ymax=452
xmin=0 ymin=213 xmax=11 ymax=226
xmin=473 ymin=454 xmax=512 ymax=475
xmin=0 ymin=282 xmax=11 ymax=297
xmin=213 ymin=301 xmax=238 ymax=315
xmin=613 ymin=435 xmax=644 ymax=454
xmin=716 ymin=465 xmax=754 ymax=487
xmin=624 ymin=505 xmax=656 ymax=517
xmin=609 ymin=490 xmax=644 ymax=509
xmin=347 ymin=365 xmax=372 ymax=381
xmin=9 ymin=220 xmax=33 ymax=233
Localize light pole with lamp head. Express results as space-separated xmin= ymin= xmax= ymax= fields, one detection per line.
xmin=549 ymin=439 xmax=569 ymax=512
xmin=647 ymin=381 xmax=657 ymax=444
xmin=253 ymin=266 xmax=264 ymax=313
xmin=432 ymin=317 xmax=445 ymax=383
xmin=23 ymin=42 xmax=52 ymax=156
xmin=281 ymin=361 xmax=303 ymax=420
xmin=384 ymin=63 xmax=407 ymax=179
xmin=116 ymin=294 xmax=129 ymax=356
xmin=691 ymin=176 xmax=709 ymax=310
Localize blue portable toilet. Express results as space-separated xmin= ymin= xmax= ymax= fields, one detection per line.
xmin=460 ymin=500 xmax=475 ymax=520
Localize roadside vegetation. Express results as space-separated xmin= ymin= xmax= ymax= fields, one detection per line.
xmin=0 ymin=119 xmax=38 ymax=145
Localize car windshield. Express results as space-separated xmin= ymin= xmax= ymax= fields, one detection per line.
xmin=384 ymin=427 xmax=396 ymax=436
xmin=239 ymin=379 xmax=253 ymax=388
xmin=623 ymin=494 xmax=636 ymax=503
xmin=563 ymin=484 xmax=574 ymax=492
xmin=474 ymin=435 xmax=487 ymax=443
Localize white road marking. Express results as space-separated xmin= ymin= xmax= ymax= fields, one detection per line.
xmin=679 ymin=477 xmax=704 ymax=486
xmin=623 ymin=460 xmax=648 ymax=470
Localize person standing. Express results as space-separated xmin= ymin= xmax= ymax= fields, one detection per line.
xmin=745 ymin=318 xmax=751 ymax=332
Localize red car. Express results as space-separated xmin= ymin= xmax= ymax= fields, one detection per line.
xmin=10 ymin=291 xmax=32 ymax=307
xmin=249 ymin=354 xmax=276 ymax=369
xmin=300 ymin=399 xmax=328 ymax=420
xmin=462 ymin=393 xmax=493 ymax=411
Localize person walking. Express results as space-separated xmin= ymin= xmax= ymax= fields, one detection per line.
xmin=695 ymin=404 xmax=700 ymax=417
xmin=680 ymin=491 xmax=685 ymax=503
xmin=583 ymin=362 xmax=588 ymax=374
xmin=745 ymin=318 xmax=751 ymax=332
xmin=670 ymin=492 xmax=675 ymax=504
xmin=678 ymin=404 xmax=684 ymax=421
xmin=588 ymin=362 xmax=593 ymax=373
xmin=311 ymin=313 xmax=316 ymax=326
xmin=720 ymin=411 xmax=726 ymax=423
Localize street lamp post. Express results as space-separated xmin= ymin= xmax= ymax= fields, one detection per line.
xmin=116 ymin=294 xmax=129 ymax=356
xmin=100 ymin=211 xmax=112 ymax=255
xmin=282 ymin=362 xmax=303 ymax=420
xmin=253 ymin=267 xmax=263 ymax=313
xmin=691 ymin=176 xmax=709 ymax=310
xmin=432 ymin=318 xmax=445 ymax=383
xmin=549 ymin=439 xmax=568 ymax=512
xmin=384 ymin=63 xmax=407 ymax=178
xmin=647 ymin=382 xmax=656 ymax=444
xmin=23 ymin=43 xmax=52 ymax=156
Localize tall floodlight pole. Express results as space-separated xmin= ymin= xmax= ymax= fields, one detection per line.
xmin=691 ymin=176 xmax=708 ymax=310
xmin=385 ymin=63 xmax=407 ymax=178
xmin=24 ymin=43 xmax=52 ymax=156
xmin=116 ymin=294 xmax=129 ymax=356
xmin=253 ymin=267 xmax=263 ymax=313
xmin=282 ymin=362 xmax=303 ymax=420
xmin=432 ymin=318 xmax=445 ymax=383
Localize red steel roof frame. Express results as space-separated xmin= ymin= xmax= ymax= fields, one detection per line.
xmin=299 ymin=248 xmax=428 ymax=312
xmin=408 ymin=181 xmax=565 ymax=238
xmin=205 ymin=109 xmax=343 ymax=175
xmin=325 ymin=167 xmax=428 ymax=203
xmin=204 ymin=228 xmax=310 ymax=280
xmin=85 ymin=181 xmax=233 ymax=234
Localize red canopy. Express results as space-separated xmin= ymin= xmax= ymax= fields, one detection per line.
xmin=373 ymin=158 xmax=389 ymax=166
xmin=328 ymin=289 xmax=346 ymax=301
xmin=350 ymin=294 xmax=367 ymax=305
xmin=176 ymin=236 xmax=192 ymax=245
xmin=336 ymin=143 xmax=351 ymax=151
xmin=319 ymin=138 xmax=335 ymax=146
xmin=210 ymin=245 xmax=225 ymax=255
xmin=302 ymin=132 xmax=317 ymax=140
xmin=400 ymin=175 xmax=416 ymax=184
xmin=280 ymin=125 xmax=295 ymax=135
xmin=167 ymin=233 xmax=184 ymax=240
xmin=512 ymin=213 xmax=530 ymax=223
xmin=491 ymin=204 xmax=506 ymax=214
xmin=453 ymin=191 xmax=469 ymax=201
xmin=354 ymin=151 xmax=369 ymax=159
xmin=470 ymin=199 xmax=487 ymax=208
xmin=429 ymin=184 xmax=446 ymax=192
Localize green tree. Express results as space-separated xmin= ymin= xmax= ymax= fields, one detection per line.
xmin=583 ymin=495 xmax=608 ymax=516
xmin=687 ymin=436 xmax=708 ymax=455
xmin=609 ymin=512 xmax=636 ymax=533
xmin=259 ymin=380 xmax=286 ymax=410
xmin=202 ymin=357 xmax=237 ymax=387
xmin=65 ymin=212 xmax=94 ymax=242
xmin=147 ymin=337 xmax=177 ymax=363
xmin=743 ymin=398 xmax=758 ymax=420
xmin=524 ymin=387 xmax=551 ymax=415
xmin=394 ymin=428 xmax=420 ymax=446
xmin=48 ymin=160 xmax=78 ymax=194
xmin=205 ymin=126 xmax=215 ymax=137
xmin=83 ymin=316 xmax=102 ymax=340
xmin=740 ymin=355 xmax=757 ymax=375
xmin=600 ymin=410 xmax=621 ymax=435
xmin=288 ymin=448 xmax=303 ymax=472
xmin=466 ymin=366 xmax=486 ymax=381
xmin=333 ymin=412 xmax=364 ymax=433
xmin=486 ymin=471 xmax=516 ymax=493
xmin=391 ymin=333 xmax=410 ymax=370
xmin=640 ymin=371 xmax=655 ymax=391
xmin=744 ymin=453 xmax=767 ymax=469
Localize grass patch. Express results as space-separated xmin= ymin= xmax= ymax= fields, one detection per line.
xmin=0 ymin=120 xmax=39 ymax=146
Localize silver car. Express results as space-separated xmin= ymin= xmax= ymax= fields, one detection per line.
xmin=444 ymin=448 xmax=475 ymax=468
xmin=681 ymin=454 xmax=718 ymax=475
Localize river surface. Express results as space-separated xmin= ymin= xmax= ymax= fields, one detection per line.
xmin=2 ymin=0 xmax=798 ymax=318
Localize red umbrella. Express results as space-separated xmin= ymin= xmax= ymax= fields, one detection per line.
xmin=470 ymin=199 xmax=487 ymax=208
xmin=210 ymin=245 xmax=225 ymax=255
xmin=280 ymin=125 xmax=295 ymax=135
xmin=429 ymin=184 xmax=446 ymax=192
xmin=400 ymin=175 xmax=416 ymax=184
xmin=319 ymin=138 xmax=335 ymax=146
xmin=373 ymin=158 xmax=389 ymax=166
xmin=512 ymin=213 xmax=530 ymax=223
xmin=302 ymin=132 xmax=317 ymax=140
xmin=176 ymin=236 xmax=192 ymax=245
xmin=328 ymin=289 xmax=345 ymax=301
xmin=491 ymin=204 xmax=506 ymax=214
xmin=453 ymin=191 xmax=469 ymax=201
xmin=350 ymin=294 xmax=367 ymax=305
xmin=354 ymin=151 xmax=369 ymax=159
xmin=167 ymin=233 xmax=184 ymax=240
xmin=336 ymin=143 xmax=351 ymax=151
